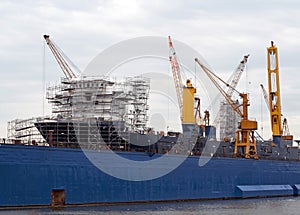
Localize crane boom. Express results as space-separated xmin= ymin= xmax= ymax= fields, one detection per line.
xmin=43 ymin=35 xmax=77 ymax=81
xmin=168 ymin=36 xmax=183 ymax=117
xmin=195 ymin=58 xmax=243 ymax=117
xmin=227 ymin=55 xmax=249 ymax=97
xmin=211 ymin=55 xmax=249 ymax=127
xmin=260 ymin=84 xmax=270 ymax=110
xmin=207 ymin=55 xmax=249 ymax=112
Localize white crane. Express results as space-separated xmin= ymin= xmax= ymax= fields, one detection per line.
xmin=43 ymin=35 xmax=79 ymax=81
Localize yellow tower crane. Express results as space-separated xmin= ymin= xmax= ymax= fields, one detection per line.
xmin=266 ymin=41 xmax=294 ymax=144
xmin=261 ymin=83 xmax=293 ymax=141
xmin=267 ymin=41 xmax=282 ymax=144
xmin=195 ymin=58 xmax=258 ymax=159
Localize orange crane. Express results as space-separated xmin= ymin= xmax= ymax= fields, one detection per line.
xmin=43 ymin=35 xmax=78 ymax=81
xmin=209 ymin=55 xmax=249 ymax=127
xmin=195 ymin=58 xmax=258 ymax=159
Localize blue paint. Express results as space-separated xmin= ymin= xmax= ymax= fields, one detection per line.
xmin=1 ymin=144 xmax=300 ymax=207
xmin=273 ymin=135 xmax=282 ymax=146
xmin=237 ymin=185 xmax=294 ymax=198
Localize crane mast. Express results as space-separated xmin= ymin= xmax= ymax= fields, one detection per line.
xmin=267 ymin=41 xmax=282 ymax=144
xmin=195 ymin=58 xmax=258 ymax=159
xmin=43 ymin=35 xmax=77 ymax=81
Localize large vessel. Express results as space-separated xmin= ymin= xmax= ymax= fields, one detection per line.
xmin=1 ymin=37 xmax=300 ymax=208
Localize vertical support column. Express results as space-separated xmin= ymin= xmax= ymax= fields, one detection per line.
xmin=267 ymin=41 xmax=282 ymax=145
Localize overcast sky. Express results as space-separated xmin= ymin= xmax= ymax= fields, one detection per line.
xmin=1 ymin=0 xmax=300 ymax=140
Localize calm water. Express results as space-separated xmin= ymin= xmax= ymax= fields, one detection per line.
xmin=1 ymin=197 xmax=300 ymax=215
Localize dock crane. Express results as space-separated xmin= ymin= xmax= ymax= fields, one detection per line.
xmin=209 ymin=55 xmax=249 ymax=128
xmin=168 ymin=36 xmax=184 ymax=117
xmin=267 ymin=41 xmax=282 ymax=144
xmin=266 ymin=41 xmax=293 ymax=143
xmin=261 ymin=83 xmax=292 ymax=141
xmin=168 ymin=36 xmax=197 ymax=125
xmin=260 ymin=84 xmax=270 ymax=110
xmin=43 ymin=35 xmax=78 ymax=81
xmin=220 ymin=55 xmax=249 ymax=141
xmin=195 ymin=58 xmax=258 ymax=159
xmin=227 ymin=55 xmax=249 ymax=97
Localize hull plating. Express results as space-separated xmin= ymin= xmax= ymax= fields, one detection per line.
xmin=1 ymin=144 xmax=300 ymax=207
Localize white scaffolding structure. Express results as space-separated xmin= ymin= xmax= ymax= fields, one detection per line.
xmin=219 ymin=100 xmax=241 ymax=141
xmin=7 ymin=75 xmax=151 ymax=147
xmin=46 ymin=78 xmax=74 ymax=119
xmin=7 ymin=117 xmax=45 ymax=144
xmin=125 ymin=76 xmax=150 ymax=133
xmin=71 ymin=78 xmax=115 ymax=121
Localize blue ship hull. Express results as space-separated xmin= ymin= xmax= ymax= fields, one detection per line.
xmin=1 ymin=144 xmax=300 ymax=207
